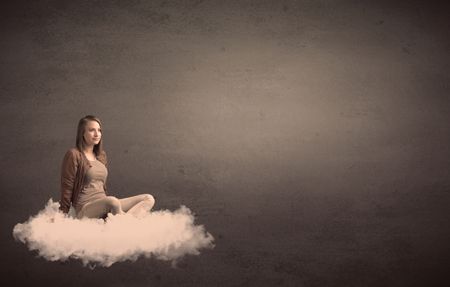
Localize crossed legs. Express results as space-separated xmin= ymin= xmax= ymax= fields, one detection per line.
xmin=77 ymin=194 xmax=155 ymax=219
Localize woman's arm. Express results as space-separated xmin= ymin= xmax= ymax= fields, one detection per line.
xmin=99 ymin=150 xmax=108 ymax=195
xmin=59 ymin=149 xmax=78 ymax=213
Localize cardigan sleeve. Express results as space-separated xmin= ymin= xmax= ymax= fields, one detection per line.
xmin=59 ymin=149 xmax=78 ymax=213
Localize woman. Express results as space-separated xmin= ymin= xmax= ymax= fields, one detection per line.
xmin=59 ymin=115 xmax=155 ymax=219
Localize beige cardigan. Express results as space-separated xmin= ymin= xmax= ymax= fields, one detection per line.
xmin=59 ymin=148 xmax=108 ymax=213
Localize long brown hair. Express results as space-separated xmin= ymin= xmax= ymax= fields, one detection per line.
xmin=75 ymin=115 xmax=105 ymax=157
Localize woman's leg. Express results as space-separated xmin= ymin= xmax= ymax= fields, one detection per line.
xmin=77 ymin=196 xmax=124 ymax=219
xmin=118 ymin=194 xmax=155 ymax=215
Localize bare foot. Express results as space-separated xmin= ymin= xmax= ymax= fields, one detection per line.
xmin=126 ymin=200 xmax=154 ymax=218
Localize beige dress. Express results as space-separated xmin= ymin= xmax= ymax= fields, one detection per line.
xmin=75 ymin=159 xmax=108 ymax=214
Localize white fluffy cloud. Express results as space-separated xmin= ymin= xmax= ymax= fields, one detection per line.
xmin=13 ymin=199 xmax=214 ymax=267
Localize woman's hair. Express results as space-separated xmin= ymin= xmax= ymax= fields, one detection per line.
xmin=75 ymin=115 xmax=104 ymax=157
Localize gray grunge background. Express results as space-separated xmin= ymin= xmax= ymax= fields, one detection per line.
xmin=1 ymin=0 xmax=449 ymax=286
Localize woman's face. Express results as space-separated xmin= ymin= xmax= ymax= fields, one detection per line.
xmin=83 ymin=120 xmax=102 ymax=147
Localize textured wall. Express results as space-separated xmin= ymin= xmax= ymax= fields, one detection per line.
xmin=1 ymin=0 xmax=449 ymax=286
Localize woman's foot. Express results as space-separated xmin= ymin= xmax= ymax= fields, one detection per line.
xmin=126 ymin=200 xmax=154 ymax=218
